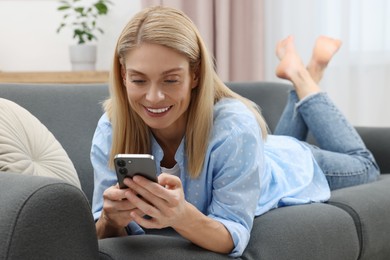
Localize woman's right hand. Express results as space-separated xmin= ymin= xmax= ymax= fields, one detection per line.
xmin=96 ymin=183 xmax=142 ymax=238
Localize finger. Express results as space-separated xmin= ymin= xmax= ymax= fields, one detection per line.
xmin=103 ymin=184 xmax=140 ymax=212
xmin=101 ymin=208 xmax=134 ymax=228
xmin=125 ymin=177 xmax=167 ymax=204
xmin=124 ymin=186 xmax=160 ymax=218
xmin=135 ymin=174 xmax=184 ymax=209
xmin=158 ymin=173 xmax=182 ymax=189
xmin=156 ymin=174 xmax=184 ymax=206
xmin=129 ymin=208 xmax=146 ymax=218
xmin=132 ymin=174 xmax=181 ymax=202
xmin=130 ymin=210 xmax=159 ymax=229
xmin=103 ymin=184 xmax=129 ymax=201
xmin=105 ymin=191 xmax=138 ymax=212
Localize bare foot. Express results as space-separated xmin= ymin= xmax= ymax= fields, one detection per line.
xmin=307 ymin=36 xmax=342 ymax=83
xmin=275 ymin=36 xmax=305 ymax=80
xmin=275 ymin=35 xmax=320 ymax=99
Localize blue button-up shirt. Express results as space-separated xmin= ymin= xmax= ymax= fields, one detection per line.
xmin=91 ymin=98 xmax=330 ymax=257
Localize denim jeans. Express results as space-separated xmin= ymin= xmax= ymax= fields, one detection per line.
xmin=274 ymin=91 xmax=380 ymax=190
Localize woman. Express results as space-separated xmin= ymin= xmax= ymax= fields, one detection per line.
xmin=91 ymin=6 xmax=379 ymax=257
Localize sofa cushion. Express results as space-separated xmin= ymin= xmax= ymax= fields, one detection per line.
xmin=329 ymin=175 xmax=390 ymax=259
xmin=0 ymin=98 xmax=80 ymax=188
xmin=98 ymin=203 xmax=360 ymax=260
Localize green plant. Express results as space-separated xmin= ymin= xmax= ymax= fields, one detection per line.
xmin=56 ymin=0 xmax=112 ymax=44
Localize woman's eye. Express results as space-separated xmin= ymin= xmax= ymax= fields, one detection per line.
xmin=164 ymin=79 xmax=178 ymax=84
xmin=131 ymin=79 xmax=146 ymax=84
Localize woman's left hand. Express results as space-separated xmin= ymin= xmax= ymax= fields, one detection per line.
xmin=123 ymin=173 xmax=189 ymax=229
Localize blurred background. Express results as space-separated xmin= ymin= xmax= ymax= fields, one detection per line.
xmin=0 ymin=0 xmax=389 ymax=127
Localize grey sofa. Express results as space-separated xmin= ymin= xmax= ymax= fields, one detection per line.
xmin=1 ymin=81 xmax=390 ymax=260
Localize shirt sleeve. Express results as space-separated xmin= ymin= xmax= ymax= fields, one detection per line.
xmin=90 ymin=114 xmax=144 ymax=235
xmin=90 ymin=114 xmax=116 ymax=221
xmin=207 ymin=104 xmax=264 ymax=257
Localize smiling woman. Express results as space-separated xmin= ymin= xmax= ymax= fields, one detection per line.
xmin=90 ymin=5 xmax=379 ymax=258
xmin=91 ymin=6 xmax=268 ymax=256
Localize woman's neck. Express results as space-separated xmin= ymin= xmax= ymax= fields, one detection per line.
xmin=152 ymin=129 xmax=184 ymax=168
xmin=151 ymin=113 xmax=187 ymax=168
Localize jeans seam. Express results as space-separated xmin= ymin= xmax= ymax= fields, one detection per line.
xmin=323 ymin=161 xmax=371 ymax=177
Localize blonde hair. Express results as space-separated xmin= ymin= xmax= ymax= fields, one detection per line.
xmin=104 ymin=6 xmax=268 ymax=178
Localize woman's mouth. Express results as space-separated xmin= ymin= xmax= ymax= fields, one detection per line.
xmin=146 ymin=106 xmax=172 ymax=114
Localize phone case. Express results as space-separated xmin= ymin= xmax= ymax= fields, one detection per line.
xmin=114 ymin=154 xmax=158 ymax=188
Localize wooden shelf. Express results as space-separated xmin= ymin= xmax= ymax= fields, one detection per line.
xmin=0 ymin=71 xmax=109 ymax=84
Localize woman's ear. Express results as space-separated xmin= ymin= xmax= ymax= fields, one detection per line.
xmin=191 ymin=71 xmax=199 ymax=89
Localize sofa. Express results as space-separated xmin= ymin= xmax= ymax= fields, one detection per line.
xmin=1 ymin=81 xmax=390 ymax=260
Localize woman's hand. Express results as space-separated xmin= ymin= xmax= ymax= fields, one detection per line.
xmin=123 ymin=173 xmax=189 ymax=229
xmin=123 ymin=173 xmax=234 ymax=254
xmin=95 ymin=183 xmax=143 ymax=238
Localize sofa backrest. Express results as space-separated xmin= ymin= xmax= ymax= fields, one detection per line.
xmin=226 ymin=81 xmax=291 ymax=132
xmin=0 ymin=81 xmax=291 ymax=204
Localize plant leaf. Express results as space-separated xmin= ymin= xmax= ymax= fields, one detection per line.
xmin=94 ymin=2 xmax=108 ymax=15
xmin=57 ymin=0 xmax=112 ymax=44
xmin=74 ymin=7 xmax=84 ymax=14
xmin=57 ymin=6 xmax=71 ymax=11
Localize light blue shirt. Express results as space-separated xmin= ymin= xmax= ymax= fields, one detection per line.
xmin=91 ymin=98 xmax=330 ymax=257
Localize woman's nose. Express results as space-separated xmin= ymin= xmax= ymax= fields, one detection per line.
xmin=145 ymin=84 xmax=164 ymax=102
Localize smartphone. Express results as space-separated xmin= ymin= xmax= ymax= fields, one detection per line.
xmin=114 ymin=154 xmax=158 ymax=189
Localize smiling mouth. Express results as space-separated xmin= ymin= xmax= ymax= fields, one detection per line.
xmin=146 ymin=106 xmax=172 ymax=114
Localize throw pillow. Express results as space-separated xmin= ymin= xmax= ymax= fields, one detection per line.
xmin=0 ymin=98 xmax=81 ymax=188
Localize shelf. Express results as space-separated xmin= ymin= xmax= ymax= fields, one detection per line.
xmin=0 ymin=71 xmax=109 ymax=84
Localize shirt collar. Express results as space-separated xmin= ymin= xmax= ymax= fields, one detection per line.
xmin=151 ymin=134 xmax=186 ymax=170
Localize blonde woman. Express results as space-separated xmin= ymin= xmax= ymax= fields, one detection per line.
xmin=91 ymin=6 xmax=379 ymax=257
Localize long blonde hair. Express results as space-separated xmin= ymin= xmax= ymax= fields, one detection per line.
xmin=104 ymin=6 xmax=268 ymax=178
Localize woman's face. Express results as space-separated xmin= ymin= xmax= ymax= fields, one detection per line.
xmin=122 ymin=43 xmax=198 ymax=137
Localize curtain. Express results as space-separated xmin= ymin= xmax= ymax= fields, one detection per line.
xmin=141 ymin=0 xmax=265 ymax=82
xmin=264 ymin=0 xmax=390 ymax=127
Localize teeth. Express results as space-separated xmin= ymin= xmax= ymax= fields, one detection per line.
xmin=147 ymin=106 xmax=170 ymax=114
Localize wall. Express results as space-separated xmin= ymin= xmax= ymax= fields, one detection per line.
xmin=0 ymin=0 xmax=141 ymax=71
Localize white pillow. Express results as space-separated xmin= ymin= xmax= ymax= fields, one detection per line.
xmin=0 ymin=98 xmax=81 ymax=188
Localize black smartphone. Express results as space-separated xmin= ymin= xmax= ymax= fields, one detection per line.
xmin=114 ymin=154 xmax=158 ymax=189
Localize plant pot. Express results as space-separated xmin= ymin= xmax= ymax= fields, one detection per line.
xmin=69 ymin=45 xmax=97 ymax=71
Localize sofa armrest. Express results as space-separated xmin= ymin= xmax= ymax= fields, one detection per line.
xmin=0 ymin=173 xmax=99 ymax=260
xmin=355 ymin=126 xmax=390 ymax=174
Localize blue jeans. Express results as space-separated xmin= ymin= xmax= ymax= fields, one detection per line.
xmin=274 ymin=91 xmax=380 ymax=190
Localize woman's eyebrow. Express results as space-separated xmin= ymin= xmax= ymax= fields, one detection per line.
xmin=126 ymin=69 xmax=145 ymax=75
xmin=162 ymin=67 xmax=184 ymax=75
xmin=126 ymin=67 xmax=184 ymax=75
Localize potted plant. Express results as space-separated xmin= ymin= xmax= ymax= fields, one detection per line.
xmin=56 ymin=0 xmax=112 ymax=71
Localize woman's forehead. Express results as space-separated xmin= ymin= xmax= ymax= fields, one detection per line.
xmin=123 ymin=43 xmax=190 ymax=72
